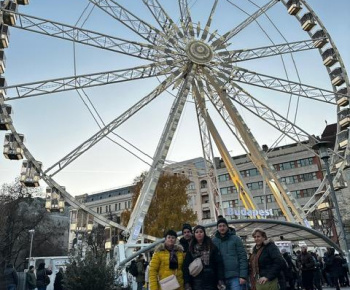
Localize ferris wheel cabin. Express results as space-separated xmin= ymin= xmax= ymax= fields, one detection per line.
xmin=45 ymin=187 xmax=65 ymax=212
xmin=322 ymin=48 xmax=337 ymax=67
xmin=338 ymin=108 xmax=350 ymax=128
xmin=0 ymin=50 xmax=6 ymax=74
xmin=312 ymin=30 xmax=327 ymax=49
xmin=0 ymin=103 xmax=11 ymax=130
xmin=69 ymin=209 xmax=94 ymax=233
xmin=20 ymin=160 xmax=42 ymax=187
xmin=336 ymin=88 xmax=349 ymax=107
xmin=0 ymin=25 xmax=9 ymax=49
xmin=337 ymin=129 xmax=348 ymax=149
xmin=104 ymin=227 xmax=112 ymax=251
xmin=15 ymin=0 xmax=29 ymax=5
xmin=3 ymin=133 xmax=24 ymax=160
xmin=330 ymin=68 xmax=345 ymax=87
xmin=300 ymin=12 xmax=316 ymax=31
xmin=1 ymin=1 xmax=18 ymax=26
xmin=286 ymin=0 xmax=302 ymax=16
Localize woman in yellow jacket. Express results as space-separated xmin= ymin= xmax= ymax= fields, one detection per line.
xmin=149 ymin=229 xmax=185 ymax=290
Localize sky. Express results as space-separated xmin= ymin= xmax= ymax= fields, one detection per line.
xmin=0 ymin=0 xmax=349 ymax=196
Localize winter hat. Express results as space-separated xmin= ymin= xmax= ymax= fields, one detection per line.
xmin=164 ymin=229 xmax=177 ymax=238
xmin=182 ymin=223 xmax=192 ymax=233
xmin=217 ymin=215 xmax=228 ymax=228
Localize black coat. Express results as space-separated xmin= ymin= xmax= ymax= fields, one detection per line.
xmin=180 ymin=237 xmax=191 ymax=253
xmin=297 ymin=252 xmax=315 ymax=272
xmin=183 ymin=244 xmax=224 ymax=290
xmin=54 ymin=271 xmax=64 ymax=290
xmin=250 ymin=240 xmax=284 ymax=281
xmin=325 ymin=254 xmax=343 ymax=278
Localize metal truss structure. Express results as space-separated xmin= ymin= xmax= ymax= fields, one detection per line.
xmin=0 ymin=1 xmax=349 ymax=285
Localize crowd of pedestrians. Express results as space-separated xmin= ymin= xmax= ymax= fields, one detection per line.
xmin=3 ymin=261 xmax=64 ymax=290
xmin=140 ymin=217 xmax=350 ymax=290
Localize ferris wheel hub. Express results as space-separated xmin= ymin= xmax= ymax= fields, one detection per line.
xmin=185 ymin=40 xmax=213 ymax=64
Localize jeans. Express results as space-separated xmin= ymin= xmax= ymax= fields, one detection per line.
xmin=7 ymin=285 xmax=16 ymax=290
xmin=226 ymin=277 xmax=243 ymax=290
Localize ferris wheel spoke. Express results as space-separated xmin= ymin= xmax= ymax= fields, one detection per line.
xmin=216 ymin=67 xmax=337 ymax=104
xmin=142 ymin=0 xmax=183 ymax=41
xmin=9 ymin=11 xmax=175 ymax=61
xmin=200 ymin=0 xmax=218 ymax=41
xmin=224 ymin=81 xmax=322 ymax=155
xmin=211 ymin=0 xmax=279 ymax=50
xmin=89 ymin=0 xmax=170 ymax=46
xmin=219 ymin=38 xmax=321 ymax=63
xmin=43 ymin=69 xmax=183 ymax=177
xmin=5 ymin=62 xmax=177 ymax=100
xmin=178 ymin=0 xmax=195 ymax=38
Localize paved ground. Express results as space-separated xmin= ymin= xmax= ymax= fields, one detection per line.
xmin=322 ymin=288 xmax=350 ymax=290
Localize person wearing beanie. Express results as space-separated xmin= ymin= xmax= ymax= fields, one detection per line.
xmin=183 ymin=225 xmax=225 ymax=290
xmin=180 ymin=223 xmax=193 ymax=253
xmin=149 ymin=229 xmax=184 ymax=289
xmin=212 ymin=216 xmax=248 ymax=290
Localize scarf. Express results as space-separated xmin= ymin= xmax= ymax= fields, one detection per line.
xmin=194 ymin=243 xmax=210 ymax=266
xmin=165 ymin=244 xmax=178 ymax=269
xmin=249 ymin=245 xmax=264 ymax=290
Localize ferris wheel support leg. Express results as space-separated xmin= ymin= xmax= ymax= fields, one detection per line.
xmin=125 ymin=64 xmax=196 ymax=251
xmin=192 ymin=79 xmax=260 ymax=215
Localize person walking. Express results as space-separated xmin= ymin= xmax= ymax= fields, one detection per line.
xmin=4 ymin=263 xmax=18 ymax=290
xmin=248 ymin=228 xmax=283 ymax=290
xmin=212 ymin=216 xmax=248 ymax=290
xmin=324 ymin=248 xmax=343 ymax=290
xmin=180 ymin=224 xmax=193 ymax=254
xmin=136 ymin=254 xmax=146 ymax=290
xmin=26 ymin=266 xmax=37 ymax=290
xmin=36 ymin=262 xmax=52 ymax=290
xmin=297 ymin=245 xmax=315 ymax=290
xmin=281 ymin=249 xmax=297 ymax=290
xmin=183 ymin=225 xmax=225 ymax=290
xmin=149 ymin=229 xmax=185 ymax=290
xmin=54 ymin=267 xmax=64 ymax=290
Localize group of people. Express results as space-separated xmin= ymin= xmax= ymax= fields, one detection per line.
xmin=143 ymin=217 xmax=349 ymax=290
xmin=4 ymin=262 xmax=64 ymax=290
xmin=147 ymin=216 xmax=284 ymax=290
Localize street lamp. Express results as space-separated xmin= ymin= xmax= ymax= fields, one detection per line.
xmin=312 ymin=141 xmax=350 ymax=263
xmin=28 ymin=229 xmax=35 ymax=269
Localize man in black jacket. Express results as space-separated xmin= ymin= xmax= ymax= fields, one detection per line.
xmin=297 ymin=245 xmax=315 ymax=290
xmin=4 ymin=263 xmax=18 ymax=290
xmin=179 ymin=223 xmax=193 ymax=253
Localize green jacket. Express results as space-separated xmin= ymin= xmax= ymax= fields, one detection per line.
xmin=212 ymin=228 xmax=248 ymax=279
xmin=26 ymin=271 xmax=36 ymax=289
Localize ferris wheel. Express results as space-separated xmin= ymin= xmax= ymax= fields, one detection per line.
xmin=0 ymin=0 xmax=349 ymax=257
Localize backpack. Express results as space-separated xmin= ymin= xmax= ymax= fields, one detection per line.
xmin=128 ymin=260 xmax=138 ymax=277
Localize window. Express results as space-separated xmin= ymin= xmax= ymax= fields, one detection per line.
xmin=218 ymin=173 xmax=230 ymax=182
xmin=220 ymin=186 xmax=237 ymax=195
xmin=222 ymin=200 xmax=238 ymax=208
xmin=200 ymin=180 xmax=208 ymax=189
xmin=297 ymin=157 xmax=314 ymax=167
xmin=247 ymin=181 xmax=263 ymax=190
xmin=266 ymin=194 xmax=275 ymax=203
xmin=188 ymin=182 xmax=196 ymax=190
xmin=118 ymin=203 xmax=121 ymax=210
xmin=128 ymin=201 xmax=131 ymax=208
xmin=279 ymin=161 xmax=295 ymax=170
xmin=241 ymin=168 xmax=260 ymax=177
xmin=202 ymin=210 xmax=211 ymax=219
xmin=97 ymin=207 xmax=99 ymax=214
xmin=105 ymin=206 xmax=108 ymax=212
xmin=272 ymin=209 xmax=283 ymax=216
xmin=100 ymin=207 xmax=102 ymax=213
xmin=115 ymin=204 xmax=118 ymax=211
xmin=108 ymin=205 xmax=111 ymax=212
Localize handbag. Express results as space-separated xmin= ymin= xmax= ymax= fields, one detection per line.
xmin=159 ymin=274 xmax=180 ymax=290
xmin=189 ymin=257 xmax=203 ymax=277
xmin=44 ymin=269 xmax=50 ymax=285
